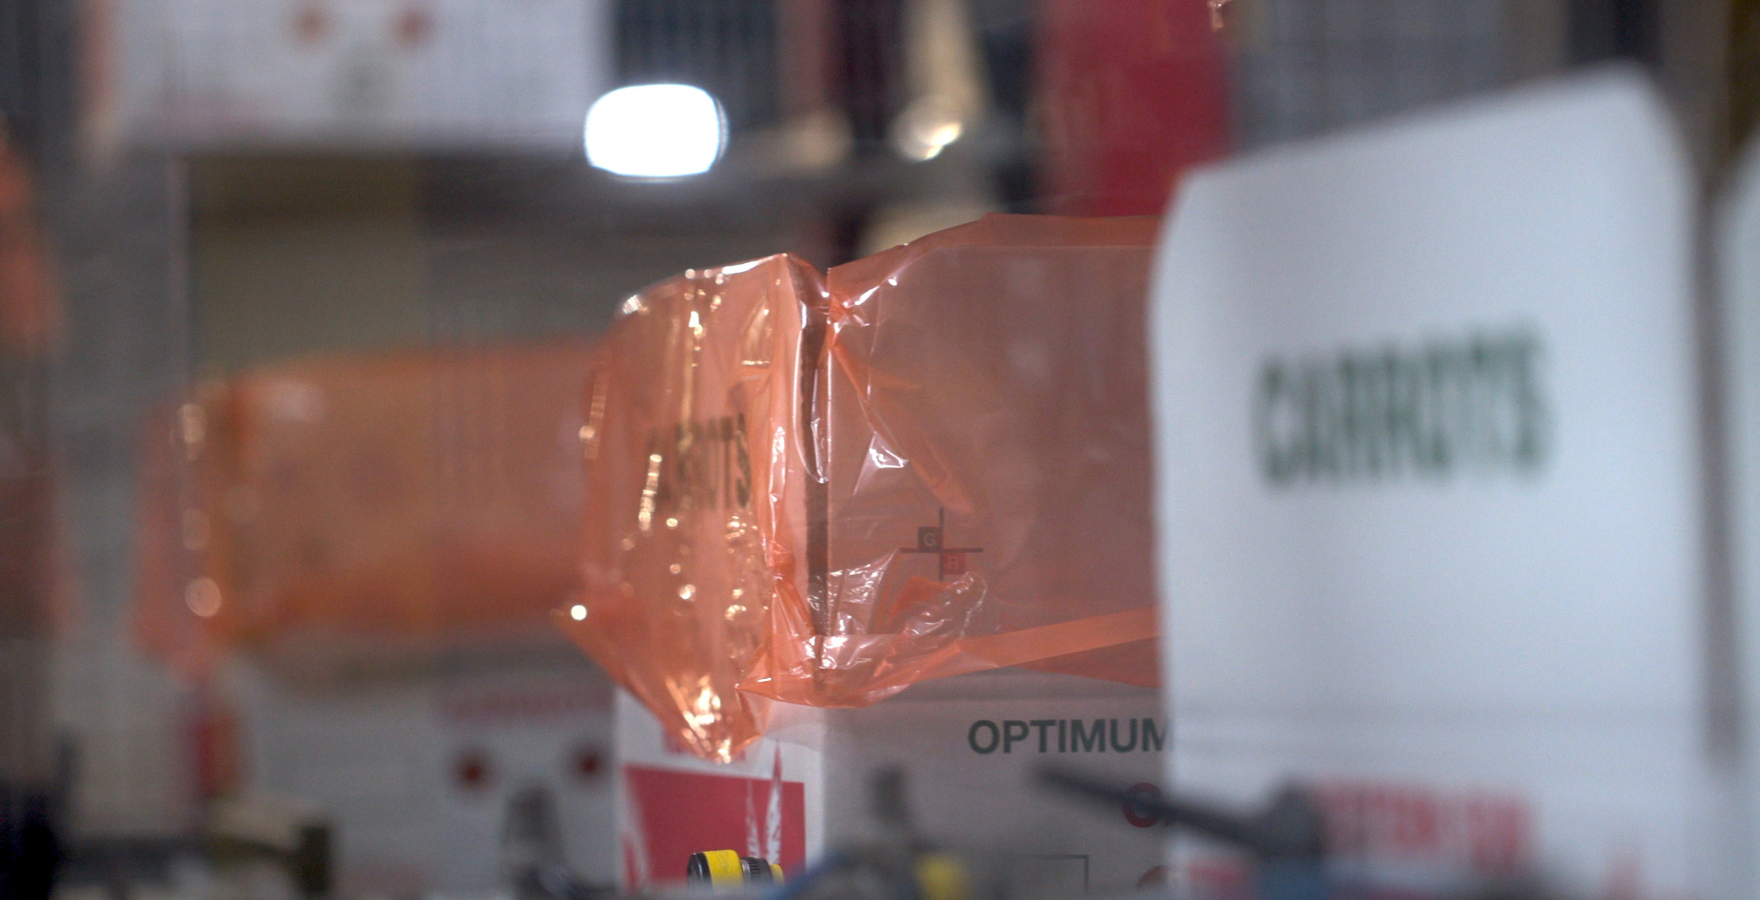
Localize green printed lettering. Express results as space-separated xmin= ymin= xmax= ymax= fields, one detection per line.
xmin=1256 ymin=328 xmax=1547 ymax=487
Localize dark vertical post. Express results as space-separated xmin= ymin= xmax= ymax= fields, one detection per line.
xmin=1569 ymin=0 xmax=1661 ymax=66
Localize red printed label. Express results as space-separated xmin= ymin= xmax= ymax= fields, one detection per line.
xmin=1314 ymin=780 xmax=1531 ymax=876
xmin=621 ymin=758 xmax=806 ymax=887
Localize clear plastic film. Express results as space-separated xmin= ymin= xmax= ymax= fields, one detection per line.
xmin=131 ymin=341 xmax=596 ymax=675
xmin=559 ymin=216 xmax=1160 ymax=761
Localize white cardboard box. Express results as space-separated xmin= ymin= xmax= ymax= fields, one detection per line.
xmin=1718 ymin=120 xmax=1760 ymax=898
xmin=104 ymin=0 xmax=609 ymax=151
xmin=1151 ymin=70 xmax=1726 ymax=897
xmin=614 ymin=670 xmax=1170 ymax=898
xmin=234 ymin=661 xmax=616 ymax=895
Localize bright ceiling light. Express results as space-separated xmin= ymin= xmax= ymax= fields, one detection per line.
xmin=892 ymin=96 xmax=965 ymax=162
xmin=585 ymin=84 xmax=727 ymax=179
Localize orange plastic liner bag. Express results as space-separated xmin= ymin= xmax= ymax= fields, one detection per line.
xmin=560 ymin=216 xmax=1160 ymax=761
xmin=132 ymin=341 xmax=597 ymax=674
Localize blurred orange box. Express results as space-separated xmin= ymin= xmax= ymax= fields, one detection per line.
xmin=133 ymin=341 xmax=596 ymax=675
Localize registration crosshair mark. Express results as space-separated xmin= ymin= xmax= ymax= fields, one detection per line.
xmin=897 ymin=508 xmax=983 ymax=581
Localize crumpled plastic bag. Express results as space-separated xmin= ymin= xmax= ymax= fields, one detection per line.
xmin=131 ymin=341 xmax=596 ymax=676
xmin=559 ymin=215 xmax=1160 ymax=761
xmin=564 ymin=254 xmax=822 ymax=759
